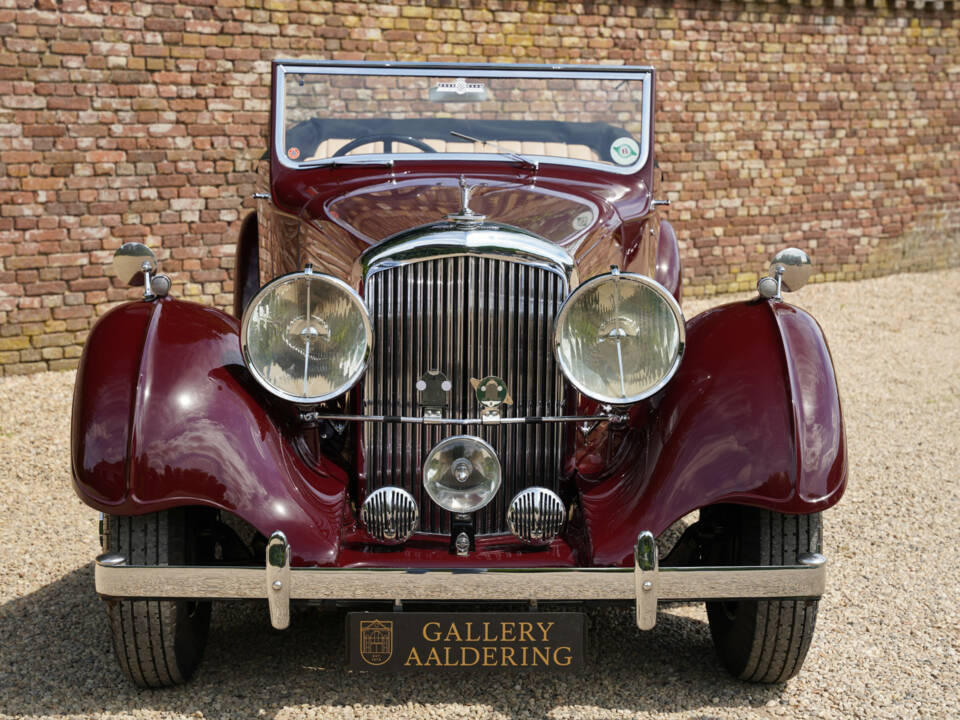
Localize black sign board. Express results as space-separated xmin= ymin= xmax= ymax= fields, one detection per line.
xmin=346 ymin=612 xmax=586 ymax=671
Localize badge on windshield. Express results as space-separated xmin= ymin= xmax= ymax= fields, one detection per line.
xmin=610 ymin=137 xmax=639 ymax=165
xmin=429 ymin=78 xmax=490 ymax=103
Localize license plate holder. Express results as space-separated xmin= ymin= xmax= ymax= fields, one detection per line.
xmin=346 ymin=611 xmax=585 ymax=671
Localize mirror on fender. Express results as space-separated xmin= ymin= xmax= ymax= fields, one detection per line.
xmin=757 ymin=247 xmax=813 ymax=300
xmin=772 ymin=247 xmax=813 ymax=292
xmin=112 ymin=242 xmax=171 ymax=300
xmin=112 ymin=242 xmax=157 ymax=286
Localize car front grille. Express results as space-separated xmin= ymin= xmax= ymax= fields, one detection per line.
xmin=362 ymin=255 xmax=567 ymax=535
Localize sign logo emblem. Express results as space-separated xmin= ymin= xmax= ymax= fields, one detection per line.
xmin=359 ymin=619 xmax=393 ymax=665
xmin=610 ymin=137 xmax=639 ymax=165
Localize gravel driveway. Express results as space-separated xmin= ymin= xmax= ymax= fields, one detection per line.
xmin=1 ymin=269 xmax=958 ymax=720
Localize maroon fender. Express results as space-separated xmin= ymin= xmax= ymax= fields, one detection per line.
xmin=580 ymin=299 xmax=847 ymax=566
xmin=233 ymin=211 xmax=260 ymax=319
xmin=71 ymin=298 xmax=348 ymax=566
xmin=654 ymin=218 xmax=681 ymax=303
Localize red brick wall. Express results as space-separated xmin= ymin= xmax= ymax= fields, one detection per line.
xmin=1 ymin=0 xmax=958 ymax=374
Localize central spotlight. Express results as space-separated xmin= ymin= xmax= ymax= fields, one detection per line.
xmin=423 ymin=436 xmax=501 ymax=514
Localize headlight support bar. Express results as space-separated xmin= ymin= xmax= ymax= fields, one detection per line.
xmin=299 ymin=412 xmax=629 ymax=426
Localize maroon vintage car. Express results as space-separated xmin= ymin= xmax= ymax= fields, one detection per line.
xmin=73 ymin=61 xmax=845 ymax=686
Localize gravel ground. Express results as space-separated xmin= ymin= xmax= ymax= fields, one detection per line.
xmin=1 ymin=268 xmax=958 ymax=720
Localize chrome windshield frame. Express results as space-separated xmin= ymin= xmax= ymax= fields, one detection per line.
xmin=273 ymin=60 xmax=653 ymax=177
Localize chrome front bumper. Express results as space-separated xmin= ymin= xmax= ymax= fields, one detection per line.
xmin=95 ymin=531 xmax=826 ymax=631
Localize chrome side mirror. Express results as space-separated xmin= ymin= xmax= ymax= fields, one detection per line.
xmin=757 ymin=247 xmax=813 ymax=300
xmin=112 ymin=242 xmax=170 ymax=301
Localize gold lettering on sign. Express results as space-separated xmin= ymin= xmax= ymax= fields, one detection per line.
xmin=425 ymin=647 xmax=442 ymax=666
xmin=461 ymin=647 xmax=480 ymax=666
xmin=443 ymin=647 xmax=458 ymax=666
xmin=397 ymin=617 xmax=578 ymax=668
xmin=405 ymin=647 xmax=422 ymax=666
xmin=536 ymin=621 xmax=554 ymax=641
xmin=482 ymin=646 xmax=497 ymax=666
xmin=483 ymin=622 xmax=496 ymax=642
xmin=532 ymin=647 xmax=550 ymax=666
xmin=422 ymin=622 xmax=441 ymax=642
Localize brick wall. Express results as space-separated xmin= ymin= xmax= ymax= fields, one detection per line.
xmin=1 ymin=0 xmax=958 ymax=375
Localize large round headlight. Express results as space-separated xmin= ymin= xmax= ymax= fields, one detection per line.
xmin=241 ymin=269 xmax=372 ymax=403
xmin=554 ymin=271 xmax=684 ymax=405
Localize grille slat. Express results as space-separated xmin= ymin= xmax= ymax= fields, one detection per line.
xmin=363 ymin=256 xmax=566 ymax=535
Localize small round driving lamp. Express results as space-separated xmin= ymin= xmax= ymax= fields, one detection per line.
xmin=554 ymin=271 xmax=684 ymax=405
xmin=241 ymin=269 xmax=373 ymax=403
xmin=423 ymin=436 xmax=501 ymax=514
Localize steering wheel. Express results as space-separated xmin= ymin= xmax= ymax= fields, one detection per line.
xmin=332 ymin=133 xmax=437 ymax=157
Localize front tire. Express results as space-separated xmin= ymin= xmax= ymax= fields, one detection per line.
xmin=102 ymin=510 xmax=211 ymax=688
xmin=703 ymin=507 xmax=822 ymax=683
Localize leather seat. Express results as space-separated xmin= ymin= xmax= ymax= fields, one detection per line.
xmin=307 ymin=139 xmax=598 ymax=162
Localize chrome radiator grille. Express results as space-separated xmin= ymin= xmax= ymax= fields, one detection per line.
xmin=363 ymin=256 xmax=567 ymax=535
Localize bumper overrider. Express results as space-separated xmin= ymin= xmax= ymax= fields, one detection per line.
xmin=95 ymin=530 xmax=826 ymax=631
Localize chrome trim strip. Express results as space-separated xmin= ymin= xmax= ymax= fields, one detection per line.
xmin=94 ymin=532 xmax=826 ymax=631
xmin=274 ymin=62 xmax=652 ymax=177
xmin=301 ymin=413 xmax=627 ymax=426
xmin=94 ymin=560 xmax=825 ymax=604
xmin=360 ymin=226 xmax=577 ymax=288
xmin=657 ymin=555 xmax=827 ymax=601
xmin=275 ymin=59 xmax=656 ymax=73
xmin=95 ymin=562 xmax=634 ymax=602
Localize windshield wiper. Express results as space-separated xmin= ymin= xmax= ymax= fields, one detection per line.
xmin=300 ymin=157 xmax=396 ymax=169
xmin=450 ymin=131 xmax=538 ymax=171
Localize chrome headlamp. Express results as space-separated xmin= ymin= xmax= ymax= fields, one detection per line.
xmin=241 ymin=268 xmax=373 ymax=403
xmin=554 ymin=270 xmax=684 ymax=405
xmin=423 ymin=436 xmax=501 ymax=514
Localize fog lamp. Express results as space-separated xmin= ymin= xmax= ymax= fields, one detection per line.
xmin=360 ymin=487 xmax=419 ymax=544
xmin=507 ymin=487 xmax=565 ymax=544
xmin=423 ymin=436 xmax=501 ymax=514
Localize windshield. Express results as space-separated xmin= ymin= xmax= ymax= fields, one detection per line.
xmin=276 ymin=63 xmax=651 ymax=172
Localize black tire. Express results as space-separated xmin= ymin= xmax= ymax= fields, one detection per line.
xmin=102 ymin=510 xmax=211 ymax=688
xmin=703 ymin=506 xmax=822 ymax=683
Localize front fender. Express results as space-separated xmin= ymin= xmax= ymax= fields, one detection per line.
xmin=581 ymin=299 xmax=847 ymax=565
xmin=71 ymin=298 xmax=348 ymax=566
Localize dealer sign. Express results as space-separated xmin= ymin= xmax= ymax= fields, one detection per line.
xmin=346 ymin=612 xmax=586 ymax=671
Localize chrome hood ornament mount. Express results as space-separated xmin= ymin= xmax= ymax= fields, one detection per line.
xmin=445 ymin=175 xmax=486 ymax=228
